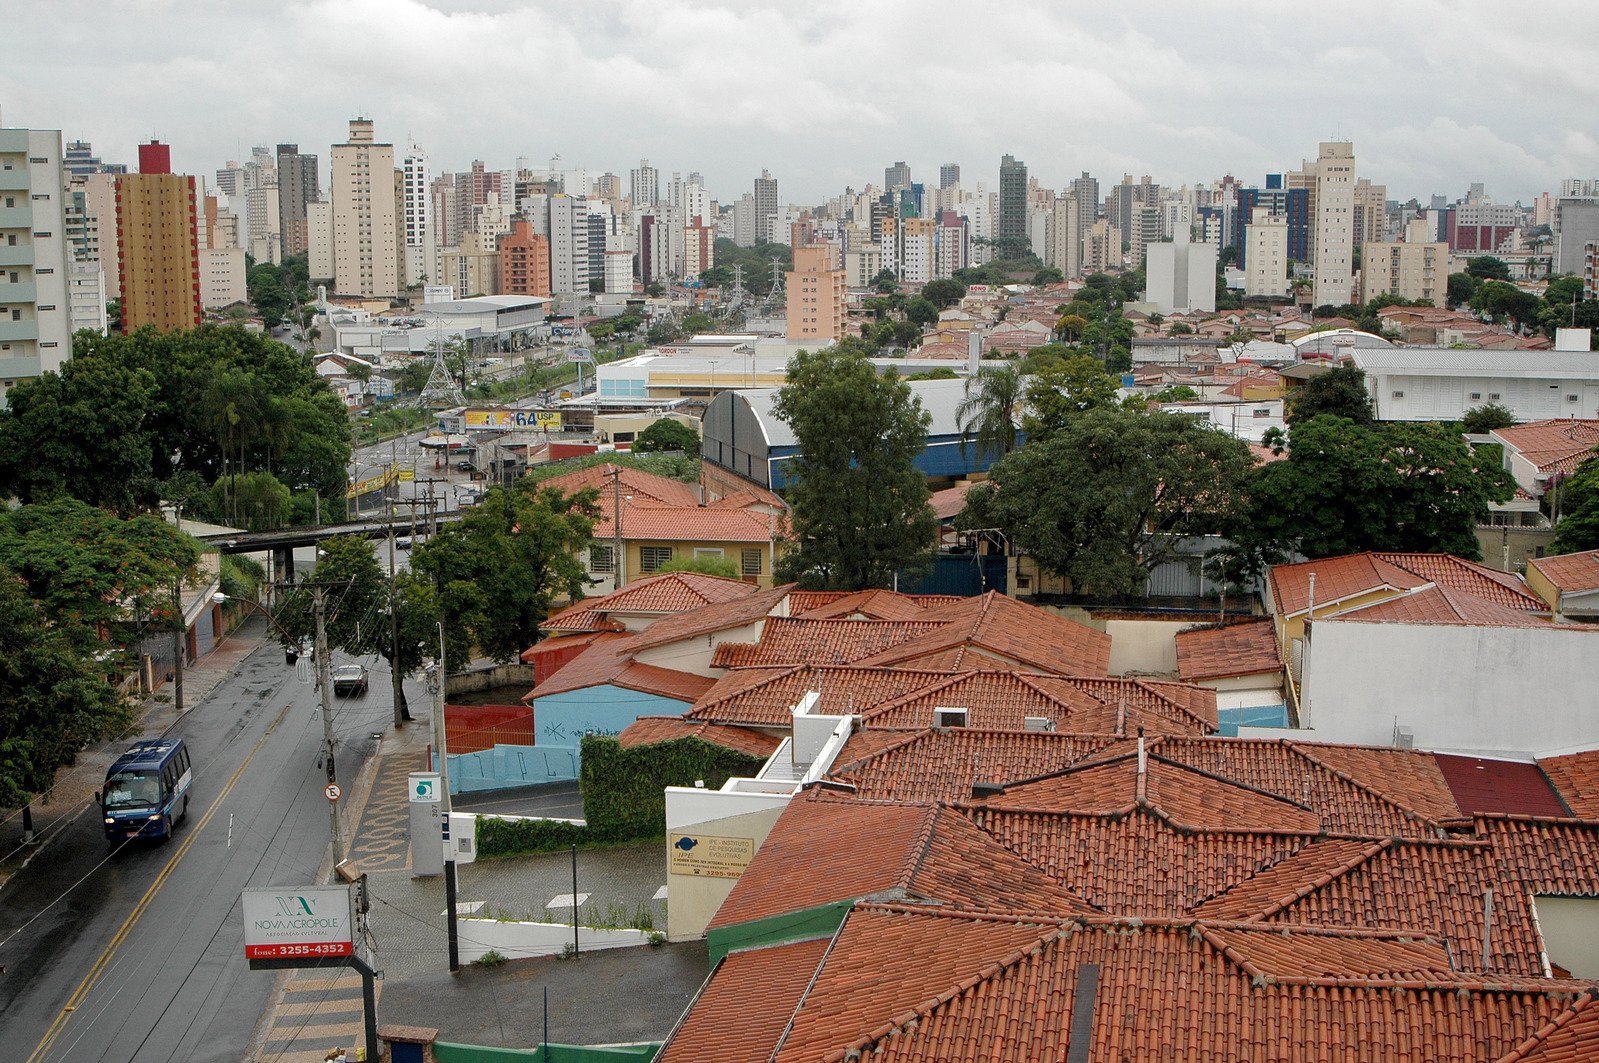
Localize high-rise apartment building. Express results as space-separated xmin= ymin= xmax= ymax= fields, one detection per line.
xmin=1081 ymin=220 xmax=1122 ymax=274
xmin=525 ymin=192 xmax=591 ymax=295
xmin=1352 ymin=178 xmax=1387 ymax=246
xmin=498 ymin=218 xmax=549 ymax=297
xmin=1048 ymin=195 xmax=1081 ymax=278
xmin=63 ymin=140 xmax=126 ymax=177
xmin=401 ymin=145 xmax=435 ymax=287
xmin=629 ymin=159 xmax=659 ymax=208
xmin=998 ymin=155 xmax=1028 ymax=250
xmin=275 ymin=143 xmax=318 ymax=259
xmin=0 ymin=127 xmax=73 ymax=397
xmin=116 ymin=140 xmax=202 ymax=332
xmin=786 ymin=244 xmax=845 ymax=343
xmin=885 ymin=161 xmax=912 ymax=192
xmin=330 ymin=118 xmax=399 ymax=297
xmin=1361 ymin=217 xmax=1447 ymax=308
xmin=940 ymin=163 xmax=960 ymax=190
xmin=899 ymin=217 xmax=935 ymax=285
xmin=753 ymin=170 xmax=778 ymax=244
xmin=934 ymin=210 xmax=968 ymax=279
xmin=1312 ymin=142 xmax=1356 ymax=307
xmin=1236 ymin=176 xmax=1310 ymax=268
xmin=1244 ymin=208 xmax=1289 ymax=298
xmin=684 ymin=217 xmax=715 ymax=280
xmin=1145 ymin=229 xmax=1216 ymax=314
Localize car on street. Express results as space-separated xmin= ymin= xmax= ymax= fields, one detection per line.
xmin=396 ymin=535 xmax=413 ymax=550
xmin=332 ymin=663 xmax=369 ymax=697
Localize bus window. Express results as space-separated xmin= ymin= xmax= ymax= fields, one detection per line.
xmin=104 ymin=770 xmax=162 ymax=810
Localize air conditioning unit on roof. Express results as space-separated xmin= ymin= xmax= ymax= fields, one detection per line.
xmin=1023 ymin=716 xmax=1054 ymax=732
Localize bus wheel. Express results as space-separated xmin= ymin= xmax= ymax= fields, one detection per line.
xmin=160 ymin=815 xmax=174 ymax=842
xmin=180 ymin=795 xmax=190 ymax=824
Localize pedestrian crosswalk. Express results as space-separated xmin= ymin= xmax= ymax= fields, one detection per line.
xmin=253 ymin=971 xmax=375 ymax=1062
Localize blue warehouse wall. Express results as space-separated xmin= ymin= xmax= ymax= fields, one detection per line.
xmin=532 ymin=685 xmax=693 ymax=779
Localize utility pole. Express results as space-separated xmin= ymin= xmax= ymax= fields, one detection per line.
xmin=435 ymin=620 xmax=460 ymax=971
xmin=611 ymin=465 xmax=625 ymax=591
xmin=171 ymin=575 xmax=186 ymax=715
xmin=313 ymin=587 xmax=347 ymax=868
xmin=385 ymin=503 xmax=408 ymax=729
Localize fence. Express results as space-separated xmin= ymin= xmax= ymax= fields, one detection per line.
xmin=445 ymin=704 xmax=536 ymax=754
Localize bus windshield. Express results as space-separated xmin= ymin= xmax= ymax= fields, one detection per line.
xmin=104 ymin=770 xmax=164 ymax=810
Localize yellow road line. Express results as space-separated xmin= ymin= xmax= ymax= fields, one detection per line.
xmin=26 ymin=701 xmax=297 ymax=1063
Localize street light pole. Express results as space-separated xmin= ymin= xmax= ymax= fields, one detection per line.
xmin=312 ymin=587 xmax=347 ymax=869
xmin=171 ymin=575 xmax=185 ymax=715
xmin=435 ymin=620 xmax=459 ymax=971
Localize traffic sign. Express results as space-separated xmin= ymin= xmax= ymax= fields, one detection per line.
xmin=325 ymin=783 xmax=342 ymax=802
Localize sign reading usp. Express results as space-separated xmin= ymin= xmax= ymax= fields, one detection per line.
xmin=241 ymin=886 xmax=355 ymax=960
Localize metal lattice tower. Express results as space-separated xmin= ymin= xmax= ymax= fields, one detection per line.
xmin=417 ymin=338 xmax=467 ymax=408
xmin=768 ymin=258 xmax=785 ymax=298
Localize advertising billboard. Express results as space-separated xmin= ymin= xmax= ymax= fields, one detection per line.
xmin=463 ymin=409 xmax=561 ymax=431
xmin=241 ymin=886 xmax=355 ymax=960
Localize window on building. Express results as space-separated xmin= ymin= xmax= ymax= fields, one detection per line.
xmin=590 ymin=544 xmax=613 ymax=572
xmin=639 ymin=546 xmax=673 ymax=572
xmin=1391 ymin=390 xmax=1405 ymax=399
xmin=741 ymin=549 xmax=762 ymax=577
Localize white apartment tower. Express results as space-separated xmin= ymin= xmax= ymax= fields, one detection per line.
xmin=629 ymin=159 xmax=659 ymax=208
xmin=401 ymin=144 xmax=436 ymax=287
xmin=1312 ymin=141 xmax=1355 ymax=307
xmin=1245 ymin=208 xmax=1290 ymax=298
xmin=330 ymin=118 xmax=399 ymax=297
xmin=0 ymin=126 xmax=73 ymax=399
xmin=1144 ymin=228 xmax=1217 ymax=314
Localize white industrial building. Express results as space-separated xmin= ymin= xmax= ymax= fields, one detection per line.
xmin=1144 ymin=229 xmax=1216 ymax=314
xmin=1349 ymin=347 xmax=1599 ymax=422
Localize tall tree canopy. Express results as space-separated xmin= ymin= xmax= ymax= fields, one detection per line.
xmin=963 ymin=407 xmax=1256 ymax=597
xmin=1242 ymin=416 xmax=1513 ymax=561
xmin=1022 ymin=355 xmax=1120 ymax=441
xmin=632 ymin=418 xmax=701 ymax=455
xmin=0 ymin=326 xmax=351 ymax=512
xmin=956 ymin=362 xmax=1024 ymax=462
xmin=1285 ymin=365 xmax=1374 ymax=426
xmin=1552 ymin=455 xmax=1599 ymax=555
xmin=772 ymin=346 xmax=935 ymax=590
xmin=411 ymin=481 xmax=598 ymax=670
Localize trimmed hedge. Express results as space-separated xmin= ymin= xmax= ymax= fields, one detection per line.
xmin=476 ymin=734 xmax=768 ymax=858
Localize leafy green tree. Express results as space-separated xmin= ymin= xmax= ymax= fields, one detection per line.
xmin=0 ymin=565 xmax=133 ymax=807
xmin=1150 ymin=385 xmax=1199 ymax=403
xmin=1462 ymin=403 xmax=1517 ymax=434
xmin=1167 ymin=321 xmax=1193 ymax=336
xmin=1447 ymin=272 xmax=1481 ymax=308
xmin=393 ymin=358 xmax=433 ymax=395
xmin=905 ymin=296 xmax=939 ymax=327
xmin=1033 ymin=267 xmax=1065 ymax=286
xmin=209 ymin=471 xmax=293 ymax=531
xmin=956 ymin=363 xmax=1024 ymax=462
xmin=412 ymin=482 xmax=599 ymax=669
xmin=1552 ymin=455 xmax=1599 ymax=554
xmin=921 ymin=278 xmax=967 ymax=309
xmin=656 ymin=553 xmax=741 ymax=579
xmin=273 ymin=535 xmax=439 ymax=719
xmin=772 ymin=346 xmax=935 ymax=590
xmin=632 ymin=418 xmax=701 ymax=454
xmin=1022 ymin=355 xmax=1120 ymax=440
xmin=1471 ymin=281 xmax=1541 ymax=329
xmin=1465 ymin=256 xmax=1512 ymax=281
xmin=963 ymin=407 xmax=1256 ymax=596
xmin=0 ymin=499 xmax=199 ymax=655
xmin=1242 ymin=416 xmax=1512 ymax=560
xmin=1285 ymin=365 xmax=1374 ymax=426
xmin=870 ymin=268 xmax=898 ymax=293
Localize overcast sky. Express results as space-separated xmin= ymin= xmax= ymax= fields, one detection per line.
xmin=4 ymin=0 xmax=1596 ymax=207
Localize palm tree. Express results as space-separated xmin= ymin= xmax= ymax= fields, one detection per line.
xmin=956 ymin=362 xmax=1024 ymax=462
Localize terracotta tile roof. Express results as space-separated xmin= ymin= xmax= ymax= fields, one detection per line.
xmin=852 ymin=592 xmax=1113 ymax=676
xmin=709 ymin=796 xmax=1096 ymax=931
xmin=1289 ymin=741 xmax=1467 ymax=824
xmin=928 ymin=481 xmax=973 ymax=521
xmin=1529 ymin=549 xmax=1599 ymax=594
xmin=540 ymin=571 xmax=761 ymax=632
xmin=1434 ymin=754 xmax=1570 ymax=818
xmin=686 ymin=666 xmax=951 ymax=727
xmin=709 ymin=617 xmax=948 ymax=668
xmin=535 ymin=462 xmax=701 ymax=506
xmin=687 ymin=907 xmax=1591 ymax=1063
xmin=614 ymin=715 xmax=781 ymax=758
xmin=654 ymin=934 xmax=831 ymax=1063
xmin=1333 ymin=582 xmax=1563 ymax=628
xmin=1192 ymin=836 xmax=1389 ymax=920
xmin=1497 ymin=996 xmax=1599 ymax=1062
xmin=787 ymin=588 xmax=963 ymax=620
xmin=855 ymin=671 xmax=1214 ymax=734
xmin=968 ymin=805 xmax=1313 ymax=915
xmin=1491 ymin=419 xmax=1599 ymax=476
xmin=1048 ymin=677 xmax=1219 ymax=733
xmin=981 ymin=753 xmax=1323 ymax=833
xmin=1174 ymin=618 xmax=1283 ymax=681
xmin=592 ymin=503 xmax=780 ymax=544
xmin=626 ymin=583 xmax=795 ymax=651
xmin=1538 ymin=750 xmax=1599 ymax=818
xmin=829 ymin=729 xmax=1119 ymax=803
xmin=1477 ymin=815 xmax=1599 ymax=910
xmin=519 ymin=628 xmax=620 ymax=663
xmin=1267 ymin=551 xmax=1546 ymax=617
xmin=527 ymin=633 xmax=714 ymax=703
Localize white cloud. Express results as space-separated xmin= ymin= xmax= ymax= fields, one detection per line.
xmin=0 ymin=0 xmax=1594 ymax=205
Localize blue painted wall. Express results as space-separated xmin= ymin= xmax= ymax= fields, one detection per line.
xmin=767 ymin=434 xmax=1019 ymax=491
xmin=1217 ymin=704 xmax=1289 ymax=737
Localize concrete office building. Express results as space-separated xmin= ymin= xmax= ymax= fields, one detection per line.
xmin=0 ymin=126 xmax=73 ymax=398
xmin=63 ymin=140 xmax=125 ymax=177
xmin=1556 ymin=199 xmax=1599 ymax=276
xmin=275 ymin=143 xmax=318 ymax=258
xmin=998 ymin=155 xmax=1027 ymax=249
xmin=786 ymin=245 xmax=845 ymax=343
xmin=330 ymin=118 xmax=399 ymax=298
xmin=1312 ymin=142 xmax=1356 ymax=307
xmin=1244 ymin=208 xmax=1289 ymax=298
xmin=1361 ymin=218 xmax=1448 ymax=308
xmin=1145 ymin=229 xmax=1217 ymax=314
xmin=116 ymin=141 xmax=202 ymax=333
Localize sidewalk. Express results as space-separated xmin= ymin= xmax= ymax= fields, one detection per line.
xmin=0 ymin=617 xmax=269 ymax=889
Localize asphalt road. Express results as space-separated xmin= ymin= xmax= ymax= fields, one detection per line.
xmin=0 ymin=624 xmax=394 ymax=1063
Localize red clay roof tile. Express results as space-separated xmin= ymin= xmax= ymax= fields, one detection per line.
xmin=615 ymin=715 xmax=781 ymax=758
xmin=1538 ymin=750 xmax=1599 ymax=819
xmin=541 ymin=571 xmax=760 ymax=632
xmin=1529 ymin=549 xmax=1599 ymax=594
xmin=1174 ymin=618 xmax=1284 ymax=680
xmin=1434 ymin=754 xmax=1570 ymax=818
xmin=655 ymin=935 xmax=831 ymax=1063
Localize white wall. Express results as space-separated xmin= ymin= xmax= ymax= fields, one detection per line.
xmin=1105 ymin=618 xmax=1201 ymax=676
xmin=457 ymin=918 xmax=650 ymax=963
xmin=1301 ymin=620 xmax=1599 ymax=756
xmin=664 ymin=787 xmax=791 ymax=941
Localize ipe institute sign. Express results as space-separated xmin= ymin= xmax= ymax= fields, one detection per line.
xmin=241 ymin=886 xmax=355 ymax=960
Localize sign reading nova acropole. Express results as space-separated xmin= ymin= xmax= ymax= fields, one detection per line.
xmin=241 ymin=886 xmax=355 ymax=960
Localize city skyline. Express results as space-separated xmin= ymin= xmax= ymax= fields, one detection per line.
xmin=2 ymin=0 xmax=1596 ymax=206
